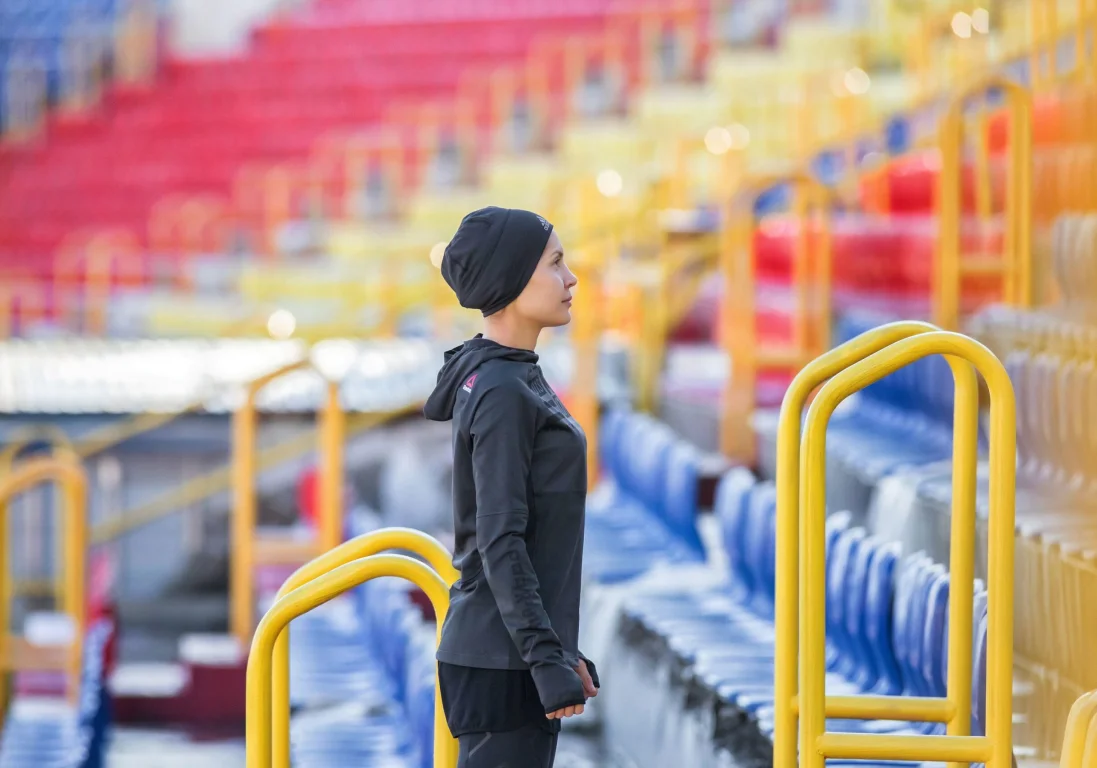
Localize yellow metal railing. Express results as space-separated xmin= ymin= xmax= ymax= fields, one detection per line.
xmin=230 ymin=358 xmax=345 ymax=646
xmin=936 ymin=75 xmax=1033 ymax=330
xmin=269 ymin=528 xmax=458 ymax=768
xmin=0 ymin=426 xmax=77 ymax=604
xmin=0 ymin=348 xmax=334 ymax=644
xmin=773 ymin=325 xmax=1016 ymax=767
xmin=771 ymin=319 xmax=941 ymax=768
xmin=720 ymin=174 xmax=836 ymax=464
xmin=1 ymin=350 xmax=420 ymax=664
xmin=1059 ymin=689 xmax=1097 ymax=767
xmin=246 ymin=551 xmax=457 ymax=768
xmin=89 ymin=406 xmax=417 ymax=547
xmin=0 ymin=456 xmax=87 ymax=719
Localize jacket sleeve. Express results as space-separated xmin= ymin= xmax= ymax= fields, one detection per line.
xmin=470 ymin=381 xmax=587 ymax=713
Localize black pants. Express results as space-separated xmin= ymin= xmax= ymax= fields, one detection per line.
xmin=457 ymin=723 xmax=559 ymax=768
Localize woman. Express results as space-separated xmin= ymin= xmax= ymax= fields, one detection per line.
xmin=424 ymin=207 xmax=599 ymax=768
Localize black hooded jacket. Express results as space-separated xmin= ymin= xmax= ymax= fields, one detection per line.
xmin=424 ymin=335 xmax=592 ymax=713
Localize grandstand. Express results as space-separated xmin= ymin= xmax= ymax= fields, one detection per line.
xmin=2 ymin=0 xmax=1097 ymax=765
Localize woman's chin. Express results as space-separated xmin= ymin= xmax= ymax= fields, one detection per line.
xmin=553 ymin=309 xmax=573 ymax=327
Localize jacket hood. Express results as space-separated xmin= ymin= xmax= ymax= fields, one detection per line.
xmin=423 ymin=335 xmax=538 ymax=422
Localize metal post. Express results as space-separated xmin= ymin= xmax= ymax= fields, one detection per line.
xmin=772 ymin=320 xmax=942 ymax=768
xmin=0 ymin=457 xmax=87 ymax=715
xmin=230 ymin=358 xmax=311 ymax=647
xmin=936 ymin=77 xmax=1032 ymax=330
xmin=247 ymin=553 xmax=457 ymax=768
xmin=796 ymin=331 xmax=1014 ymax=766
xmin=270 ymin=528 xmax=458 ymax=768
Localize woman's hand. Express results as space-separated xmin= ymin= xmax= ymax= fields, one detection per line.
xmin=546 ymin=703 xmax=584 ymax=720
xmin=545 ymin=660 xmax=598 ymax=720
xmin=575 ymin=658 xmax=598 ymax=698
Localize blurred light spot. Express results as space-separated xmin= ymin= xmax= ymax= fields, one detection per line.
xmin=705 ymin=126 xmax=733 ymax=155
xmin=358 ymin=351 xmax=390 ymax=378
xmin=728 ymin=123 xmax=751 ymax=150
xmin=844 ymin=68 xmax=871 ymax=95
xmin=267 ymin=309 xmax=296 ymax=340
xmin=597 ymin=169 xmax=623 ymax=197
xmin=952 ymin=11 xmax=972 ymax=38
xmin=312 ymin=339 xmax=358 ymax=381
xmin=429 ymin=241 xmax=447 ymax=268
xmin=971 ymin=8 xmax=990 ymax=34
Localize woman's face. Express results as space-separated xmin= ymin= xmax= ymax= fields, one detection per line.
xmin=511 ymin=230 xmax=578 ymax=328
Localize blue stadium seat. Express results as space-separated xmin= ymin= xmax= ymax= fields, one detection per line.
xmin=596 ymin=455 xmax=994 ymax=768
xmin=285 ymin=575 xmax=440 ymax=767
xmin=584 ymin=410 xmax=707 ymax=584
xmin=0 ymin=0 xmax=121 ymax=131
xmin=864 ymin=542 xmax=904 ymax=696
xmin=0 ymin=618 xmax=114 ymax=768
xmin=662 ymin=442 xmax=704 ymax=555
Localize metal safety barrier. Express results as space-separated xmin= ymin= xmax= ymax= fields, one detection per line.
xmin=246 ymin=548 xmax=458 ymax=768
xmin=230 ymin=358 xmax=345 ymax=646
xmin=771 ymin=322 xmax=1016 ymax=767
xmin=0 ymin=426 xmax=77 ymax=604
xmin=936 ymin=75 xmax=1033 ymax=330
xmin=268 ymin=527 xmax=458 ymax=768
xmin=1059 ymin=689 xmax=1097 ymax=767
xmin=0 ymin=456 xmax=88 ymax=719
xmin=720 ymin=174 xmax=836 ymax=464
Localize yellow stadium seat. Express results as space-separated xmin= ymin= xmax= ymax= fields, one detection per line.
xmin=405 ymin=189 xmax=490 ymax=235
xmin=325 ymin=223 xmax=440 ymax=264
xmin=556 ymin=119 xmax=652 ymax=174
xmin=482 ymin=155 xmax=563 ymax=213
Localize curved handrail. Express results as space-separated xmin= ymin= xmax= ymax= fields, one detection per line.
xmin=797 ymin=331 xmax=1015 ymax=767
xmin=230 ymin=357 xmax=344 ymax=644
xmin=0 ymin=456 xmax=88 ymax=719
xmin=772 ymin=319 xmax=946 ymax=767
xmin=720 ymin=173 xmax=838 ymax=462
xmin=937 ymin=75 xmax=1032 ymax=330
xmin=1060 ymin=690 xmax=1097 ymax=767
xmin=245 ymin=553 xmax=457 ymax=768
xmin=0 ymin=426 xmax=78 ymax=618
xmin=270 ymin=528 xmax=457 ymax=768
xmin=0 ymin=424 xmax=75 ymax=466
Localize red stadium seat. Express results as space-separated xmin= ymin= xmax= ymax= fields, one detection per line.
xmin=861 ymin=150 xmax=1010 ymax=215
xmin=0 ymin=1 xmax=662 ymax=292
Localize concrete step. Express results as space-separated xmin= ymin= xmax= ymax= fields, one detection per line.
xmin=107 ymin=727 xmax=245 ymax=767
xmin=104 ymin=725 xmax=610 ymax=767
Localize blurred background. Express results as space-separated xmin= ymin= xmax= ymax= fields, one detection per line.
xmin=0 ymin=0 xmax=1094 ymax=765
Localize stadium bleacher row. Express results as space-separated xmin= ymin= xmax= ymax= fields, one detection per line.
xmin=2 ymin=0 xmax=1022 ymax=337
xmin=574 ymin=387 xmax=986 ymax=767
xmin=0 ymin=0 xmax=694 ymax=276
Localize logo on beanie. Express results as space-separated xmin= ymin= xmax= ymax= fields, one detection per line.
xmin=536 ymin=216 xmax=550 ymax=231
xmin=462 ymin=374 xmax=478 ymax=393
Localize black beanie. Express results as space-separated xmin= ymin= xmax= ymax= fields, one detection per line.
xmin=440 ymin=206 xmax=554 ymax=317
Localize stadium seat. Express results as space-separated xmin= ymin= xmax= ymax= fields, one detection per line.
xmin=591 ymin=451 xmax=995 ymax=767
xmin=0 ymin=617 xmax=114 ymax=768
xmin=583 ymin=409 xmax=708 ymax=585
